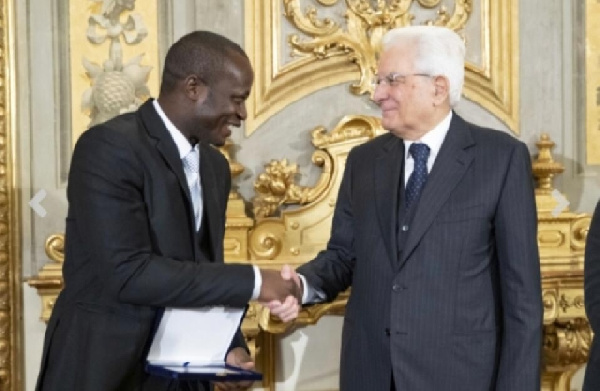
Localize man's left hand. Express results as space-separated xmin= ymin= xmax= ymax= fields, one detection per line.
xmin=213 ymin=347 xmax=256 ymax=391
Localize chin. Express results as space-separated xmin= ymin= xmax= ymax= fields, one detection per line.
xmin=207 ymin=134 xmax=227 ymax=146
xmin=381 ymin=118 xmax=396 ymax=131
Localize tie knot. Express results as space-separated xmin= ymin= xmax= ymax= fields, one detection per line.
xmin=409 ymin=143 xmax=430 ymax=163
xmin=182 ymin=148 xmax=199 ymax=174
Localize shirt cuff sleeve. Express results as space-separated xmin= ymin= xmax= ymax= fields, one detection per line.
xmin=298 ymin=273 xmax=326 ymax=304
xmin=251 ymin=265 xmax=261 ymax=300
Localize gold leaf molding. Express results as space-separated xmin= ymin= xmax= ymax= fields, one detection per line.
xmin=245 ymin=0 xmax=519 ymax=135
xmin=0 ymin=0 xmax=21 ymax=389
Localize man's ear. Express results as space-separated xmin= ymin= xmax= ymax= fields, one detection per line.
xmin=433 ymin=75 xmax=449 ymax=106
xmin=183 ymin=75 xmax=209 ymax=103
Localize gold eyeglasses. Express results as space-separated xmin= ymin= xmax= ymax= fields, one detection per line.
xmin=372 ymin=72 xmax=432 ymax=88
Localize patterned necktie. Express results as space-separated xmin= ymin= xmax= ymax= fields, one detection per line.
xmin=182 ymin=147 xmax=202 ymax=231
xmin=405 ymin=143 xmax=430 ymax=209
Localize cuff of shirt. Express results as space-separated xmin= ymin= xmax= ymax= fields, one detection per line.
xmin=298 ymin=273 xmax=326 ymax=304
xmin=299 ymin=274 xmax=310 ymax=304
xmin=251 ymin=265 xmax=261 ymax=300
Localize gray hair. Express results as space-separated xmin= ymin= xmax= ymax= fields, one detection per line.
xmin=382 ymin=26 xmax=465 ymax=107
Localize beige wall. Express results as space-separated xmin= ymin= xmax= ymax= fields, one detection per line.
xmin=17 ymin=0 xmax=593 ymax=390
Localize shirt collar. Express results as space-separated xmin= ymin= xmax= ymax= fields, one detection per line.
xmin=404 ymin=111 xmax=452 ymax=162
xmin=153 ymin=99 xmax=197 ymax=159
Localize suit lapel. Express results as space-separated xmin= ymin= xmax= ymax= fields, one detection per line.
xmin=199 ymin=142 xmax=224 ymax=259
xmin=398 ymin=113 xmax=475 ymax=269
xmin=374 ymin=135 xmax=404 ymax=268
xmin=139 ymin=99 xmax=197 ymax=237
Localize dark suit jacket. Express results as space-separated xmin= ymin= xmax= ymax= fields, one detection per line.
xmin=584 ymin=201 xmax=600 ymax=390
xmin=36 ymin=100 xmax=255 ymax=391
xmin=298 ymin=113 xmax=543 ymax=391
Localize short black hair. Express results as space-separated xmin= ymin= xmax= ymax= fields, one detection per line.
xmin=160 ymin=31 xmax=248 ymax=94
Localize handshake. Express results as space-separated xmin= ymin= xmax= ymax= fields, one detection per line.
xmin=257 ymin=265 xmax=303 ymax=322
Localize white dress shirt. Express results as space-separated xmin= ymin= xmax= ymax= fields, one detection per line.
xmin=152 ymin=100 xmax=262 ymax=300
xmin=403 ymin=111 xmax=452 ymax=184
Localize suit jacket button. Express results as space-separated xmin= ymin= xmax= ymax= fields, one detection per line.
xmin=392 ymin=284 xmax=400 ymax=292
xmin=385 ymin=328 xmax=390 ymax=336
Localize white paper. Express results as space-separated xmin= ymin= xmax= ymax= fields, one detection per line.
xmin=146 ymin=306 xmax=245 ymax=366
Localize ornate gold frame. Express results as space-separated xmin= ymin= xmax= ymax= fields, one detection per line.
xmin=0 ymin=0 xmax=22 ymax=389
xmin=244 ymin=0 xmax=519 ymax=136
xmin=585 ymin=0 xmax=600 ymax=164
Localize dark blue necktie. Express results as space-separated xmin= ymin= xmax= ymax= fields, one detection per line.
xmin=405 ymin=143 xmax=430 ymax=209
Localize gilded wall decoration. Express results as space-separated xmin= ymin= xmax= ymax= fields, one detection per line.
xmin=254 ymin=158 xmax=328 ymax=218
xmin=586 ymin=0 xmax=600 ymax=164
xmin=218 ymin=140 xmax=255 ymax=262
xmin=245 ymin=0 xmax=519 ymax=135
xmin=0 ymin=0 xmax=21 ymax=389
xmin=70 ymin=0 xmax=160 ymax=145
xmin=249 ymin=115 xmax=384 ymax=261
xmin=28 ymin=235 xmax=65 ymax=322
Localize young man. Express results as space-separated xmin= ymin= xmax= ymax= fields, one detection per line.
xmin=36 ymin=31 xmax=300 ymax=391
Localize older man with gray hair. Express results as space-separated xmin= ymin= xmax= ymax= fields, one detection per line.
xmin=270 ymin=25 xmax=543 ymax=390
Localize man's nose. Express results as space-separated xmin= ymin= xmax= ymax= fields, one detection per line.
xmin=371 ymin=83 xmax=387 ymax=105
xmin=237 ymin=102 xmax=247 ymax=120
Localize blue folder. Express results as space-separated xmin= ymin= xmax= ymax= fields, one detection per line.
xmin=145 ymin=362 xmax=262 ymax=381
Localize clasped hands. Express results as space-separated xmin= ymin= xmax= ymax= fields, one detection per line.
xmin=258 ymin=265 xmax=302 ymax=322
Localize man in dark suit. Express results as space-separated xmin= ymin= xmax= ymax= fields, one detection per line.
xmin=584 ymin=201 xmax=600 ymax=390
xmin=270 ymin=26 xmax=543 ymax=390
xmin=36 ymin=31 xmax=300 ymax=391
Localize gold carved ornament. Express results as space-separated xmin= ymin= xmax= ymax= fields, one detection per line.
xmin=218 ymin=140 xmax=255 ymax=261
xmin=532 ymin=134 xmax=591 ymax=390
xmin=285 ymin=0 xmax=471 ymax=96
xmin=28 ymin=235 xmax=65 ymax=322
xmin=250 ymin=115 xmax=383 ymax=262
xmin=252 ymin=115 xmax=384 ymax=219
xmin=585 ymin=0 xmax=600 ymax=164
xmin=245 ymin=0 xmax=519 ymax=135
